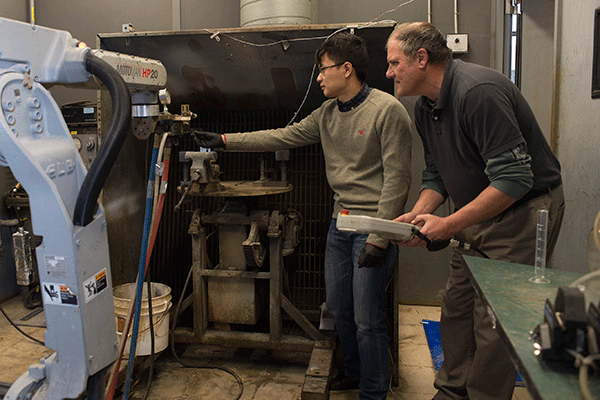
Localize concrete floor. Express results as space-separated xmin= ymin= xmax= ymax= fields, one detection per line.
xmin=0 ymin=297 xmax=534 ymax=400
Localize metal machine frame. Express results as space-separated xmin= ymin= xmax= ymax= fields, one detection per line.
xmin=172 ymin=154 xmax=322 ymax=351
xmin=174 ymin=207 xmax=322 ymax=352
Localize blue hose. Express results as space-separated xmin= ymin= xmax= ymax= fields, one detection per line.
xmin=122 ymin=140 xmax=159 ymax=399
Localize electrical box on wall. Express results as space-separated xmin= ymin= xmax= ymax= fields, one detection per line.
xmin=447 ymin=33 xmax=469 ymax=54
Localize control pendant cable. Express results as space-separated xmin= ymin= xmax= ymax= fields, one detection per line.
xmin=73 ymin=52 xmax=132 ymax=227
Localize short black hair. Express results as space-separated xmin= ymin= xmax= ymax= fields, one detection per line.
xmin=315 ymin=31 xmax=369 ymax=82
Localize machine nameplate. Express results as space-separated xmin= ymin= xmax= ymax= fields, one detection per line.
xmin=44 ymin=255 xmax=68 ymax=277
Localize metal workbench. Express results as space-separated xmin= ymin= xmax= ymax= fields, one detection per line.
xmin=461 ymin=255 xmax=600 ymax=399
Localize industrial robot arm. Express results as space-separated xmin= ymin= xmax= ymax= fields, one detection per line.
xmin=0 ymin=17 xmax=170 ymax=400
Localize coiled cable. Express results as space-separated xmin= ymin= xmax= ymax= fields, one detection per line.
xmin=73 ymin=52 xmax=132 ymax=227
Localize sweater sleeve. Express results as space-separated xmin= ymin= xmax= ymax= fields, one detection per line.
xmin=224 ymin=106 xmax=323 ymax=151
xmin=366 ymin=99 xmax=413 ymax=248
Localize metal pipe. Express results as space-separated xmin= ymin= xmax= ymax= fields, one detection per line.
xmin=172 ymin=0 xmax=181 ymax=30
xmin=428 ymin=0 xmax=432 ymax=23
xmin=29 ymin=0 xmax=35 ymax=24
xmin=491 ymin=0 xmax=504 ymax=72
xmin=550 ymin=0 xmax=562 ymax=155
xmin=454 ymin=0 xmax=459 ymax=33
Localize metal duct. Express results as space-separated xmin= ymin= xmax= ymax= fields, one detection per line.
xmin=240 ymin=0 xmax=312 ymax=27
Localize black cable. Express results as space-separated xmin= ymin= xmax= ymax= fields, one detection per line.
xmin=449 ymin=239 xmax=490 ymax=259
xmin=409 ymin=228 xmax=491 ymax=258
xmin=0 ymin=303 xmax=44 ymax=346
xmin=24 ymin=286 xmax=41 ymax=310
xmin=169 ymin=232 xmax=244 ymax=400
xmin=73 ymin=52 xmax=132 ymax=227
xmin=471 ymin=246 xmax=490 ymax=259
xmin=411 ymin=228 xmax=451 ymax=252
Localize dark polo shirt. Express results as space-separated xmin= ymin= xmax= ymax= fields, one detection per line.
xmin=414 ymin=59 xmax=561 ymax=209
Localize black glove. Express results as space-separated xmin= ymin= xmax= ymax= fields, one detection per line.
xmin=193 ymin=131 xmax=225 ymax=149
xmin=357 ymin=243 xmax=386 ymax=268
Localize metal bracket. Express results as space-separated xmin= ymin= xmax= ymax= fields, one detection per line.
xmin=242 ymin=221 xmax=267 ymax=267
xmin=22 ymin=71 xmax=33 ymax=89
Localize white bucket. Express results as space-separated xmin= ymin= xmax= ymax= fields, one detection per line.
xmin=113 ymin=282 xmax=172 ymax=356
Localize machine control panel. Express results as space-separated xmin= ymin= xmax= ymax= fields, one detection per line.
xmin=62 ymin=102 xmax=98 ymax=168
xmin=71 ymin=131 xmax=97 ymax=168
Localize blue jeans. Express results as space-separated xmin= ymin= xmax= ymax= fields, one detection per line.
xmin=325 ymin=219 xmax=397 ymax=400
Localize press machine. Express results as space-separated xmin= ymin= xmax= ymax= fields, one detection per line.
xmin=174 ymin=154 xmax=320 ymax=351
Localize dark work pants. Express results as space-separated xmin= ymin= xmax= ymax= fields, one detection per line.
xmin=433 ymin=185 xmax=565 ymax=400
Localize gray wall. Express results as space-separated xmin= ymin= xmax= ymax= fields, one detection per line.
xmin=552 ymin=0 xmax=600 ymax=273
xmin=0 ymin=0 xmax=27 ymax=22
xmin=521 ymin=0 xmax=555 ymax=142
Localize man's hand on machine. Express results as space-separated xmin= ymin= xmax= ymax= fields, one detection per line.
xmin=392 ymin=213 xmax=450 ymax=251
xmin=391 ymin=212 xmax=422 ymax=247
xmin=357 ymin=243 xmax=386 ymax=268
xmin=193 ymin=131 xmax=226 ymax=149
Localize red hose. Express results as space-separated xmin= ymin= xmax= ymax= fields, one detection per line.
xmin=105 ymin=142 xmax=171 ymax=400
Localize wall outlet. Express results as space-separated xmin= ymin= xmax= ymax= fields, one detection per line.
xmin=122 ymin=23 xmax=135 ymax=33
xmin=446 ymin=34 xmax=469 ymax=54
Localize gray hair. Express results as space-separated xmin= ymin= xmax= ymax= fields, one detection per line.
xmin=387 ymin=22 xmax=452 ymax=65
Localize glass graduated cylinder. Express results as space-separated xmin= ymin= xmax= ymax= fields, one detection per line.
xmin=530 ymin=209 xmax=550 ymax=283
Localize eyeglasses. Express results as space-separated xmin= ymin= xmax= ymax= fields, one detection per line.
xmin=317 ymin=62 xmax=345 ymax=74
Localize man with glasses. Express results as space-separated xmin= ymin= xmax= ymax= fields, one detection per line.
xmin=194 ymin=31 xmax=413 ymax=400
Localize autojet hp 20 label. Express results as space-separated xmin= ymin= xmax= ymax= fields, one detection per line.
xmin=42 ymin=283 xmax=78 ymax=306
xmin=115 ymin=63 xmax=159 ymax=80
xmin=83 ymin=268 xmax=108 ymax=303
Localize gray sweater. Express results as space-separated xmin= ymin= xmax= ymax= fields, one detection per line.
xmin=225 ymin=88 xmax=412 ymax=248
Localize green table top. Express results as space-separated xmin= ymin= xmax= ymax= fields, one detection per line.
xmin=461 ymin=255 xmax=599 ymax=400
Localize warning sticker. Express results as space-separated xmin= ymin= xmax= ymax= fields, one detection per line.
xmin=60 ymin=285 xmax=78 ymax=305
xmin=42 ymin=283 xmax=78 ymax=306
xmin=83 ymin=268 xmax=108 ymax=303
